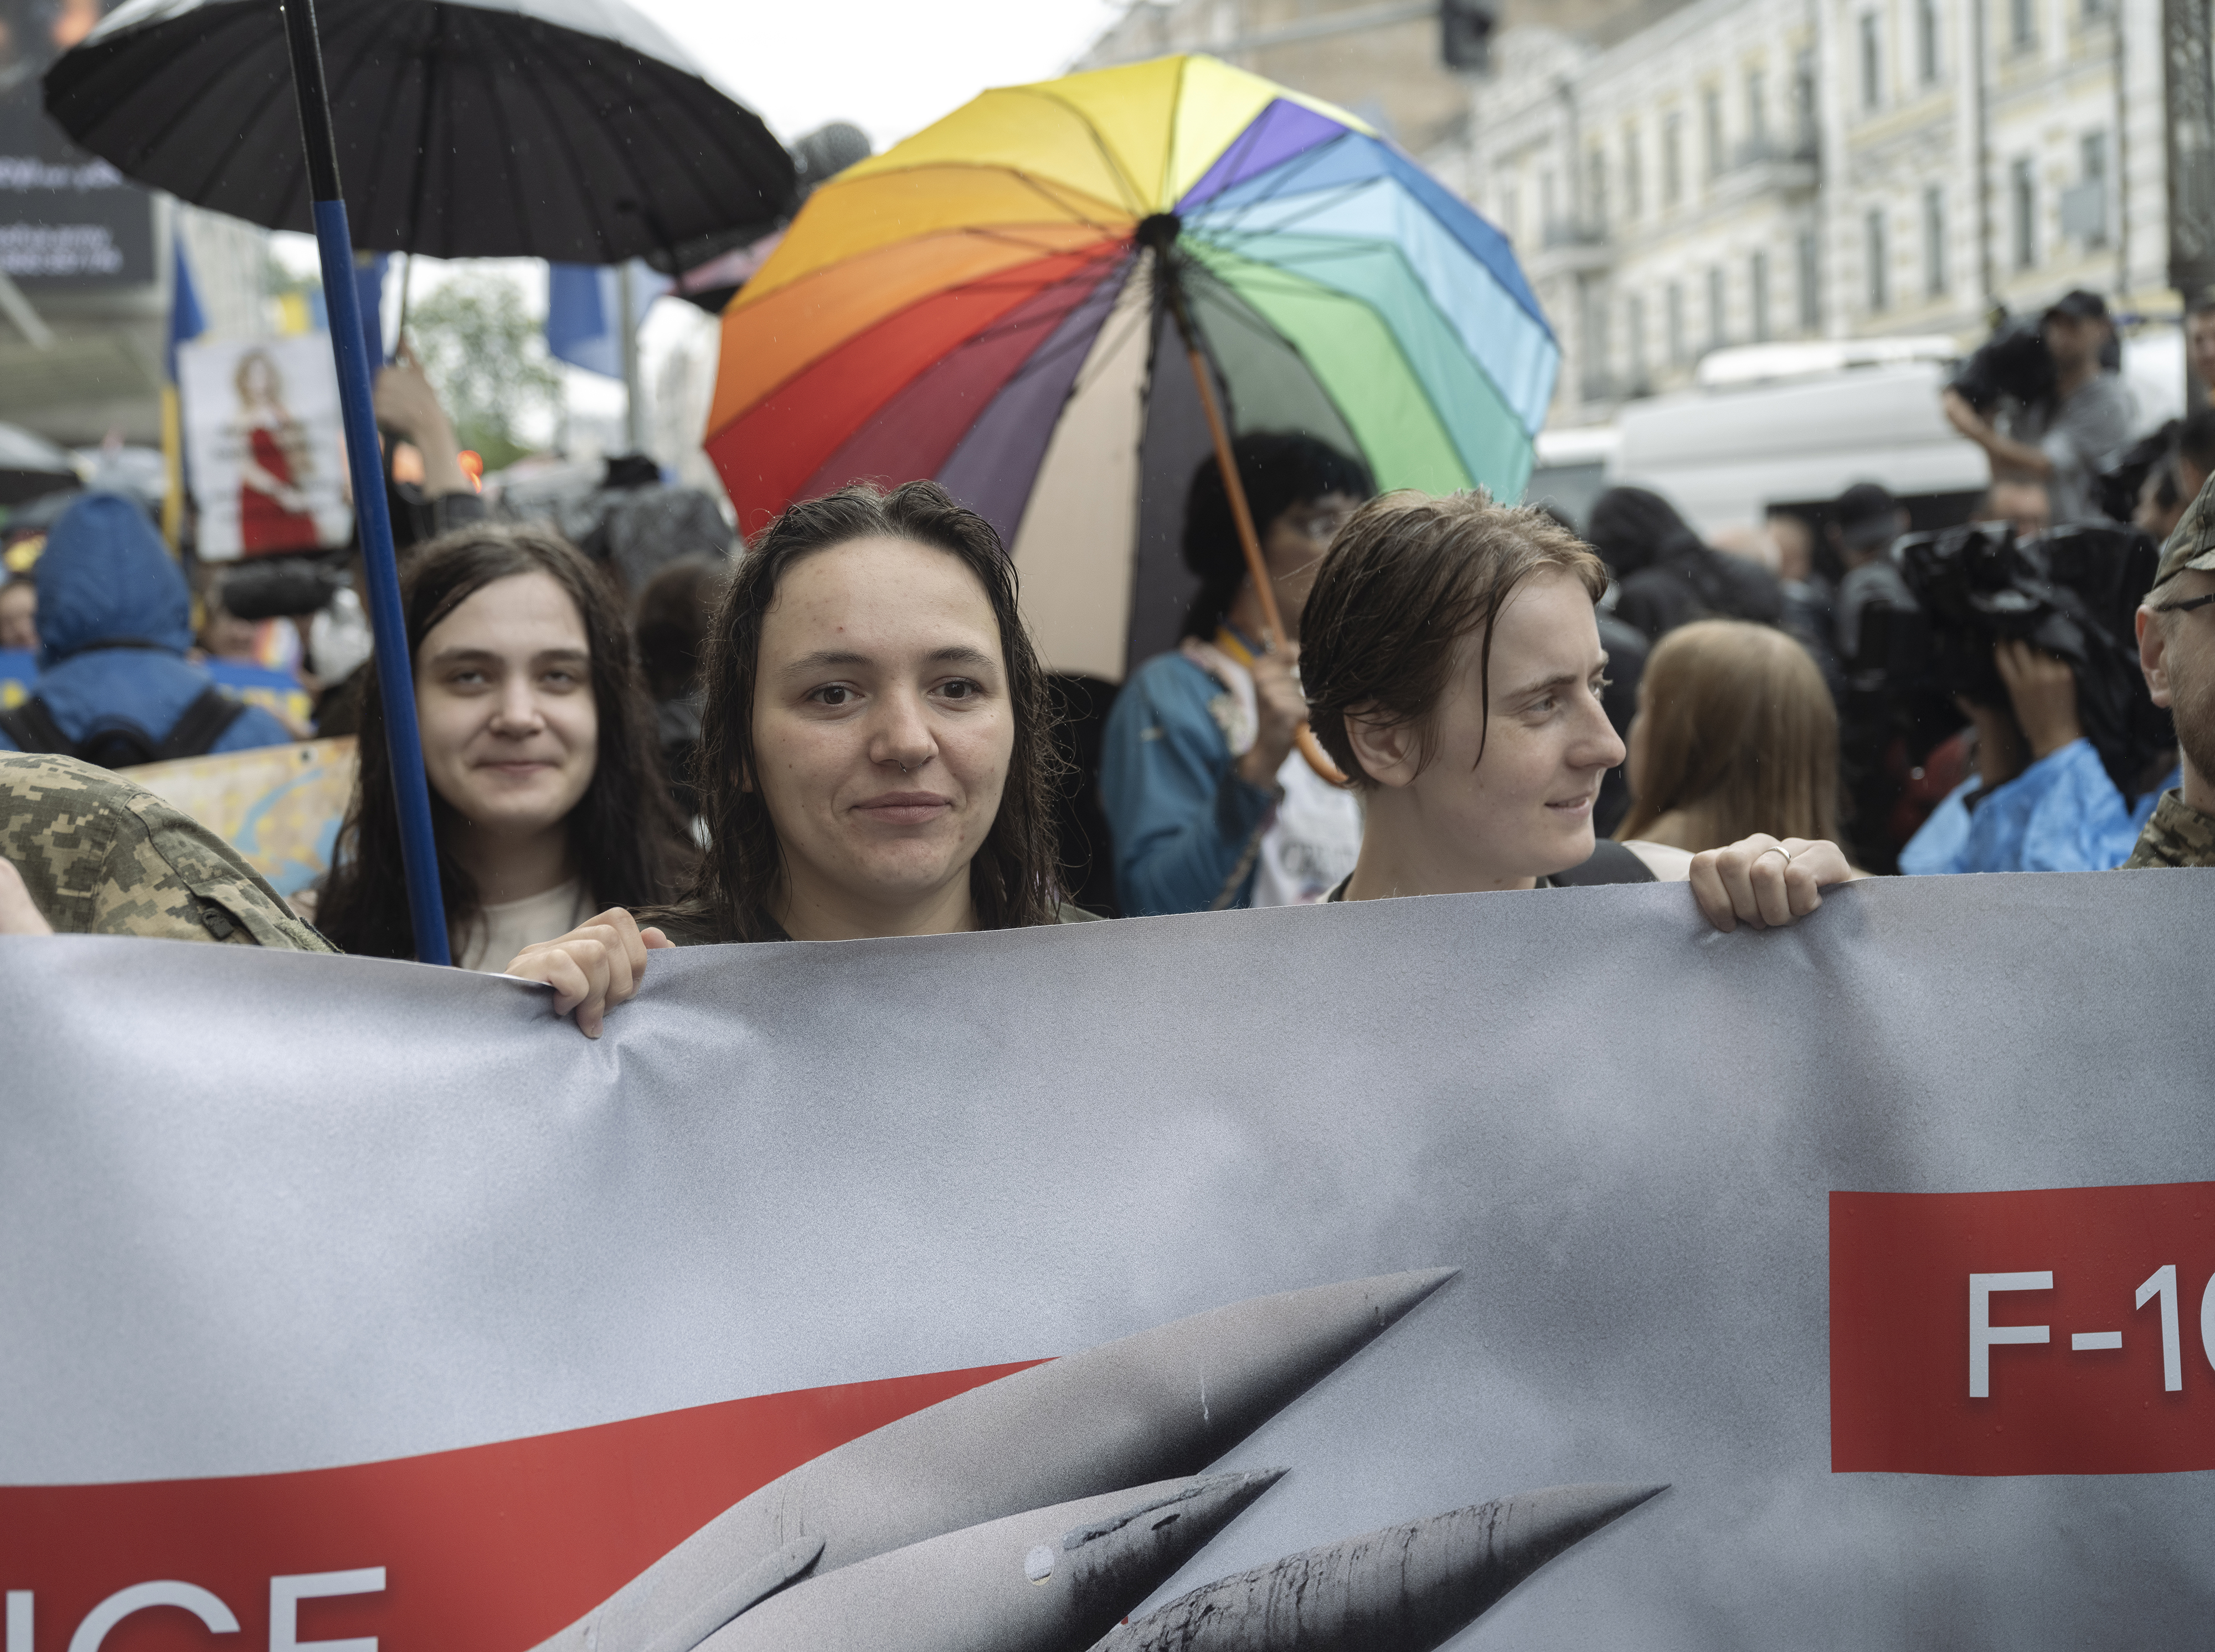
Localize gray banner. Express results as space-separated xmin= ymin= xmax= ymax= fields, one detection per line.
xmin=3 ymin=871 xmax=2212 ymax=1645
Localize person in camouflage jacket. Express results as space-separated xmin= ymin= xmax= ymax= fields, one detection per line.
xmin=2125 ymin=475 xmax=2215 ymax=868
xmin=0 ymin=752 xmax=333 ymax=948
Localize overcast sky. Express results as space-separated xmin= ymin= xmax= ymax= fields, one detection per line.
xmin=624 ymin=0 xmax=1128 ymax=151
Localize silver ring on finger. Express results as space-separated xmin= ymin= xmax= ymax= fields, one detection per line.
xmin=1756 ymin=844 xmax=1792 ymax=868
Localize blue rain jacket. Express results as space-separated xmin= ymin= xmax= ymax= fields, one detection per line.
xmin=1100 ymin=650 xmax=1278 ymax=915
xmin=0 ymin=492 xmax=292 ymax=757
xmin=1899 ymin=737 xmax=2175 ymax=874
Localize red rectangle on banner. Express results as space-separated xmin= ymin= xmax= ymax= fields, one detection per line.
xmin=1832 ymin=1182 xmax=2215 ymax=1475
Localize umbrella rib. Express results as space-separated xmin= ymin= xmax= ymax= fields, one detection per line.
xmin=151 ymin=18 xmax=312 ymax=222
xmin=400 ymin=3 xmax=448 ymax=252
xmin=997 ymin=86 xmax=1148 ymax=217
xmin=506 ymin=24 xmax=629 ymax=258
xmin=1187 ymin=131 xmax=1360 ymax=225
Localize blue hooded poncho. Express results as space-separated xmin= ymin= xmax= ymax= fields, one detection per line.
xmin=0 ymin=492 xmax=293 ymax=757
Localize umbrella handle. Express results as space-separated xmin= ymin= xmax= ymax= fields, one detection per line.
xmin=1178 ymin=341 xmax=1350 ymax=789
xmin=281 ymin=0 xmax=452 ymax=965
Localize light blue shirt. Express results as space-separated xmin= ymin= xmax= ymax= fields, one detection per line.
xmin=1899 ymin=738 xmax=2173 ymax=874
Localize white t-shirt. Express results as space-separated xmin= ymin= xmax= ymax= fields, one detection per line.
xmin=457 ymin=878 xmax=594 ymax=974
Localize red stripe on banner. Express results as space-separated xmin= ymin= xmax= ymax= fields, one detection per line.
xmin=0 ymin=1359 xmax=1039 ymax=1650
xmin=705 ymin=248 xmax=1112 ymax=534
xmin=1832 ymin=1183 xmax=2215 ymax=1475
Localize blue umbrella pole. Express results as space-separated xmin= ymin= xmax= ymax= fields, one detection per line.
xmin=279 ymin=0 xmax=451 ymax=965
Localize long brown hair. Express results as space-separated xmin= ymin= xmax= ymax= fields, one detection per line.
xmin=1301 ymin=490 xmax=1609 ymax=785
xmin=317 ymin=523 xmax=694 ymax=960
xmin=1616 ymin=618 xmax=1841 ymax=847
xmin=655 ymin=480 xmax=1063 ymax=944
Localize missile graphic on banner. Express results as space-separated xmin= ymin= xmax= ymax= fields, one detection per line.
xmin=688 ymin=1470 xmax=1285 ymax=1652
xmin=534 ymin=1269 xmax=1456 ymax=1652
xmin=1088 ymin=1480 xmax=1667 ymax=1652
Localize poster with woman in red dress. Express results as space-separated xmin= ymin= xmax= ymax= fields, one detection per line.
xmin=233 ymin=349 xmax=321 ymax=553
xmin=179 ymin=336 xmax=350 ymax=561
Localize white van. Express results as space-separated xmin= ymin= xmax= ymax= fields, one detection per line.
xmin=1527 ymin=326 xmax=2185 ymax=538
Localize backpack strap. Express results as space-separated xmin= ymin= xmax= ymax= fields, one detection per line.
xmin=1548 ymin=838 xmax=1659 ymax=886
xmin=0 ymin=697 xmax=73 ymax=756
xmin=156 ymin=686 xmax=249 ymax=762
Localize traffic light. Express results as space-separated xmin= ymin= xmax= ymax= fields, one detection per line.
xmin=1441 ymin=0 xmax=1496 ymax=71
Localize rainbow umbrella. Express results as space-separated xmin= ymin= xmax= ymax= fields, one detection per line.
xmin=704 ymin=53 xmax=1557 ymax=683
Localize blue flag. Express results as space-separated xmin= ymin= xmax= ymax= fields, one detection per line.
xmin=546 ymin=261 xmax=664 ymax=379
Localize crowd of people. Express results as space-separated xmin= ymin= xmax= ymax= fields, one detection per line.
xmin=2 ymin=285 xmax=2211 ymax=1031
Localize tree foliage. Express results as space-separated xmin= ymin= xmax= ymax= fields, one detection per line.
xmin=405 ymin=275 xmax=562 ymax=471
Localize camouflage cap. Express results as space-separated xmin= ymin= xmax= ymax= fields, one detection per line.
xmin=2155 ymin=471 xmax=2215 ymax=588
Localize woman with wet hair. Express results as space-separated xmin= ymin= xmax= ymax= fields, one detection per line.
xmin=1299 ymin=490 xmax=1852 ymax=929
xmin=510 ymin=480 xmax=1086 ymax=1034
xmin=1616 ymin=619 xmax=1845 ymax=854
xmin=316 ymin=524 xmax=694 ymax=968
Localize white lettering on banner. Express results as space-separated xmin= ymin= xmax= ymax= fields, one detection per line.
xmin=66 ymin=1582 xmax=239 ymax=1652
xmin=2135 ymin=1265 xmax=2183 ymax=1393
xmin=7 ymin=1592 xmax=28 ymax=1652
xmin=271 ymin=1568 xmax=385 ymax=1652
xmin=1967 ymin=1272 xmax=2052 ymax=1398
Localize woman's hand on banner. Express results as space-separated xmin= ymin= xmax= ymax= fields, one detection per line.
xmin=505 ymin=908 xmax=672 ymax=1037
xmin=0 ymin=857 xmax=51 ymax=936
xmin=1688 ymin=835 xmax=1853 ymax=933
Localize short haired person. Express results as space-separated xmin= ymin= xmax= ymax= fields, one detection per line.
xmin=1984 ymin=477 xmax=2053 ymax=539
xmin=1896 ymin=636 xmax=2172 ymax=873
xmin=314 ymin=524 xmax=695 ymax=970
xmin=1583 ymin=485 xmax=1785 ymax=642
xmin=1099 ymin=433 xmax=1373 ymax=914
xmin=2123 ymin=476 xmax=2215 ymax=866
xmin=2187 ymin=287 xmax=2215 ymax=401
xmin=0 ymin=575 xmax=34 ymax=652
xmin=509 ymin=481 xmax=1085 ymax=1035
xmin=1297 ymin=491 xmax=1853 ymax=930
xmin=1616 ymin=620 xmax=1847 ymax=855
xmin=1942 ymin=290 xmax=2134 ymax=526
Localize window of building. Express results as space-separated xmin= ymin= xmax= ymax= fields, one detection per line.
xmin=1629 ymin=291 xmax=1647 ymax=376
xmin=1703 ymin=86 xmax=1725 ymax=178
xmin=1859 ymin=13 xmax=1882 ymax=109
xmin=1917 ymin=0 xmax=1940 ymax=82
xmin=1796 ymin=229 xmax=1820 ymax=328
xmin=1624 ymin=125 xmax=1644 ymax=217
xmin=1584 ymin=286 xmax=1613 ymax=398
xmin=1588 ymin=147 xmax=1608 ymax=229
xmin=2011 ymin=0 xmax=2036 ymax=47
xmin=1923 ymin=184 xmax=1947 ymax=295
xmin=2079 ymin=130 xmax=2109 ymax=246
xmin=1708 ymin=265 xmax=1727 ymax=347
xmin=1501 ymin=182 xmax=1519 ymax=241
xmin=1751 ymin=249 xmax=1771 ymax=340
xmin=1541 ymin=169 xmax=1558 ymax=236
xmin=2083 ymin=0 xmax=2108 ymax=16
xmin=1664 ymin=112 xmax=1685 ymax=205
xmin=1794 ymin=49 xmax=1818 ymax=149
xmin=1867 ymin=208 xmax=1889 ymax=311
xmin=1668 ymin=280 xmax=1687 ymax=362
xmin=2011 ymin=156 xmax=2037 ymax=267
xmin=1747 ymin=69 xmax=1768 ymax=149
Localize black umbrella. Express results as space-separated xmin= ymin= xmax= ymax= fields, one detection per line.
xmin=43 ymin=0 xmax=796 ymax=263
xmin=0 ymin=424 xmax=83 ymax=508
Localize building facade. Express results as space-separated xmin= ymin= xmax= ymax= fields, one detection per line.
xmin=1443 ymin=0 xmax=2175 ymax=426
